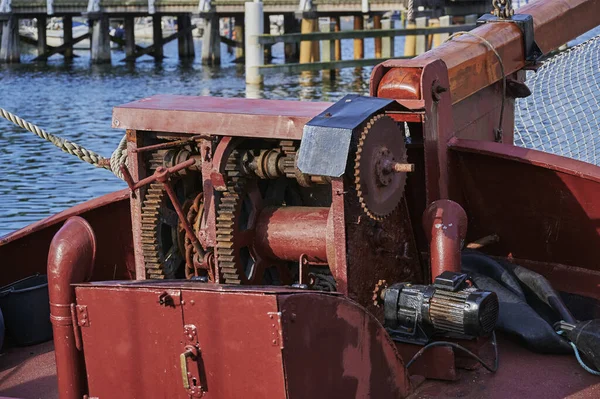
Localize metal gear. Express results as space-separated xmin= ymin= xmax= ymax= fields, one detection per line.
xmin=215 ymin=150 xmax=269 ymax=284
xmin=216 ymin=147 xmax=294 ymax=285
xmin=372 ymin=279 xmax=388 ymax=307
xmin=140 ymin=150 xmax=203 ymax=279
xmin=140 ymin=151 xmax=184 ymax=279
xmin=354 ymin=114 xmax=408 ymax=220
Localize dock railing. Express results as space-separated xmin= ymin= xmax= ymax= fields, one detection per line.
xmin=245 ymin=1 xmax=477 ymax=84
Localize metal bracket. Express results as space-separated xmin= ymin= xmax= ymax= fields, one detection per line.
xmin=76 ymin=305 xmax=90 ymax=327
xmin=477 ymin=14 xmax=543 ymax=61
xmin=268 ymin=312 xmax=284 ymax=349
xmin=297 ymin=95 xmax=395 ymax=177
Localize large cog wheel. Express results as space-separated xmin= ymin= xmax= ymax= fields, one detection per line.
xmin=215 ymin=147 xmax=293 ymax=285
xmin=140 ymin=150 xmax=202 ymax=279
xmin=354 ymin=114 xmax=408 ymax=220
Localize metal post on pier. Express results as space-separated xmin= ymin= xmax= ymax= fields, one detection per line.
xmin=245 ymin=0 xmax=264 ymax=85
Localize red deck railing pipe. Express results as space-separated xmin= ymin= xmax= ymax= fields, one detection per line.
xmin=47 ymin=216 xmax=96 ymax=399
xmin=422 ymin=200 xmax=468 ymax=283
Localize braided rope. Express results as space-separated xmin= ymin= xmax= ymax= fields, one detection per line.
xmin=407 ymin=0 xmax=414 ymax=23
xmin=0 ymin=107 xmax=128 ymax=179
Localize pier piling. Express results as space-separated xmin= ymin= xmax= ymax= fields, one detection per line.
xmin=152 ymin=15 xmax=164 ymax=60
xmin=202 ymin=13 xmax=221 ymax=65
xmin=63 ymin=16 xmax=73 ymax=59
xmin=37 ymin=15 xmax=47 ymax=56
xmin=124 ymin=15 xmax=135 ymax=59
xmin=381 ymin=18 xmax=394 ymax=58
xmin=373 ymin=14 xmax=382 ymax=58
xmin=245 ymin=0 xmax=263 ymax=84
xmin=415 ymin=16 xmax=427 ymax=55
xmin=332 ymin=16 xmax=341 ymax=62
xmin=90 ymin=14 xmax=111 ymax=63
xmin=234 ymin=16 xmax=244 ymax=60
xmin=0 ymin=16 xmax=20 ymax=63
xmin=353 ymin=15 xmax=364 ymax=60
xmin=283 ymin=14 xmax=299 ymax=62
xmin=177 ymin=14 xmax=195 ymax=60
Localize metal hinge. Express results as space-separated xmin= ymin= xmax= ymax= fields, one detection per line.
xmin=268 ymin=312 xmax=284 ymax=350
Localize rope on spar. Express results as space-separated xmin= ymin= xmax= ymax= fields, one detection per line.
xmin=0 ymin=107 xmax=128 ymax=180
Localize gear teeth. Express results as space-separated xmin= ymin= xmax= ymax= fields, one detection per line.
xmin=353 ymin=114 xmax=405 ymax=221
xmin=215 ymin=148 xmax=248 ymax=284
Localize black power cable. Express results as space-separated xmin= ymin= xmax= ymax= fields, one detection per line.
xmin=406 ymin=331 xmax=499 ymax=373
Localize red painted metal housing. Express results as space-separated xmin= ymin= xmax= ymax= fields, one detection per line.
xmin=72 ymin=281 xmax=411 ymax=398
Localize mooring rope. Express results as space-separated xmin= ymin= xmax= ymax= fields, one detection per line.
xmin=0 ymin=107 xmax=128 ymax=180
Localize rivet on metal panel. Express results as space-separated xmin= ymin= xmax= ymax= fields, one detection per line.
xmin=76 ymin=305 xmax=89 ymax=327
xmin=267 ymin=312 xmax=284 ymax=349
xmin=184 ymin=324 xmax=199 ymax=345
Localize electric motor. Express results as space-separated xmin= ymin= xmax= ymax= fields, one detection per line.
xmin=382 ymin=271 xmax=499 ymax=344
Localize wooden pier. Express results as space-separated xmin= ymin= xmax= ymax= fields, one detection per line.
xmin=0 ymin=0 xmax=486 ymax=64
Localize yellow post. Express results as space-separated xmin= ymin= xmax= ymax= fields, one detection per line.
xmin=430 ymin=19 xmax=441 ymax=49
xmin=404 ymin=20 xmax=416 ymax=57
xmin=354 ymin=15 xmax=364 ymax=60
xmin=300 ymin=18 xmax=316 ymax=64
xmin=333 ymin=16 xmax=341 ymax=61
xmin=373 ymin=15 xmax=382 ymax=58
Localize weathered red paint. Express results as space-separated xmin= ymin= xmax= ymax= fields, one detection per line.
xmin=374 ymin=0 xmax=600 ymax=104
xmin=47 ymin=217 xmax=96 ymax=399
xmin=72 ymin=282 xmax=412 ymax=398
xmin=422 ymin=200 xmax=468 ymax=282
xmin=254 ymin=206 xmax=331 ymax=262
xmin=112 ymin=95 xmax=332 ymax=139
xmin=0 ymin=189 xmax=134 ymax=287
xmin=448 ymin=138 xmax=600 ymax=292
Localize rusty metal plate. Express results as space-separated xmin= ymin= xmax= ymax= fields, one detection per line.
xmin=76 ymin=287 xmax=185 ymax=398
xmin=278 ymin=293 xmax=412 ymax=398
xmin=112 ymin=95 xmax=332 ymax=140
xmin=179 ymin=289 xmax=287 ymax=398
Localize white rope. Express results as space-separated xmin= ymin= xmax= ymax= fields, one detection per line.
xmin=0 ymin=107 xmax=128 ymax=180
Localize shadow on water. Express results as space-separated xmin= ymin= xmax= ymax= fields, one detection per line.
xmin=0 ymin=36 xmax=375 ymax=236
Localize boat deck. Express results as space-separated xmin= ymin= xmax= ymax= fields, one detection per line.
xmin=0 ymin=334 xmax=598 ymax=399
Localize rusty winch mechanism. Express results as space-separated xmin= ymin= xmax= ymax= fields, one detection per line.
xmin=118 ymin=93 xmax=499 ymax=366
xmin=120 ymin=96 xmax=428 ymax=314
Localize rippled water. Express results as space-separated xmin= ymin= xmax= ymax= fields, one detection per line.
xmin=0 ymin=31 xmax=409 ymax=236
